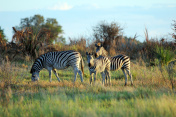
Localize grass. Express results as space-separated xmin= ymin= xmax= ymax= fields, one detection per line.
xmin=0 ymin=86 xmax=175 ymax=117
xmin=0 ymin=60 xmax=176 ymax=117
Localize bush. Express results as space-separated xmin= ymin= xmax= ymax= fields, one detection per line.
xmin=155 ymin=46 xmax=175 ymax=66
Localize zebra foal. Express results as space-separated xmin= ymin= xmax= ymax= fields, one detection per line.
xmin=30 ymin=50 xmax=84 ymax=82
xmin=95 ymin=43 xmax=133 ymax=86
xmin=86 ymin=52 xmax=111 ymax=86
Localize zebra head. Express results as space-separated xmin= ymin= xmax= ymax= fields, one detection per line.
xmin=86 ymin=52 xmax=94 ymax=67
xmin=30 ymin=69 xmax=39 ymax=81
xmin=95 ymin=43 xmax=107 ymax=58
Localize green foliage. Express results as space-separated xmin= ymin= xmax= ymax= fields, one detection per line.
xmin=171 ymin=20 xmax=176 ymax=42
xmin=15 ymin=14 xmax=65 ymax=44
xmin=44 ymin=18 xmax=65 ymax=44
xmin=0 ymin=27 xmax=7 ymax=54
xmin=0 ymin=26 xmax=8 ymax=42
xmin=155 ymin=46 xmax=175 ymax=66
xmin=12 ymin=27 xmax=54 ymax=59
xmin=9 ymin=14 xmax=66 ymax=60
xmin=141 ymin=36 xmax=175 ymax=66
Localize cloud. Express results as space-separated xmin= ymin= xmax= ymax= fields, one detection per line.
xmin=48 ymin=3 xmax=73 ymax=10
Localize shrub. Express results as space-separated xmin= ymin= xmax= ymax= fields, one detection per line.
xmin=11 ymin=27 xmax=55 ymax=59
xmin=155 ymin=46 xmax=175 ymax=66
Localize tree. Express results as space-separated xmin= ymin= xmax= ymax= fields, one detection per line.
xmin=44 ymin=18 xmax=65 ymax=44
xmin=0 ymin=27 xmax=7 ymax=42
xmin=12 ymin=27 xmax=54 ymax=59
xmin=0 ymin=27 xmax=7 ymax=52
xmin=172 ymin=20 xmax=176 ymax=45
xmin=15 ymin=14 xmax=65 ymax=44
xmin=93 ymin=21 xmax=123 ymax=53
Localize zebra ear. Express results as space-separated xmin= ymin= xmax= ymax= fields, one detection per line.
xmin=96 ymin=42 xmax=103 ymax=47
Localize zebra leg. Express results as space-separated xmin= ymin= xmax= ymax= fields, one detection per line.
xmin=52 ymin=68 xmax=61 ymax=82
xmin=105 ymin=71 xmax=108 ymax=85
xmin=107 ymin=71 xmax=111 ymax=86
xmin=90 ymin=73 xmax=93 ymax=85
xmin=126 ymin=69 xmax=133 ymax=86
xmin=73 ymin=69 xmax=78 ymax=82
xmin=78 ymin=69 xmax=83 ymax=82
xmin=49 ymin=70 xmax=52 ymax=82
xmin=122 ymin=69 xmax=128 ymax=86
xmin=101 ymin=72 xmax=105 ymax=86
xmin=73 ymin=66 xmax=83 ymax=82
xmin=94 ymin=72 xmax=97 ymax=84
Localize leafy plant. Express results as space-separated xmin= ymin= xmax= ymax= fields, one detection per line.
xmin=16 ymin=14 xmax=65 ymax=44
xmin=171 ymin=20 xmax=176 ymax=43
xmin=0 ymin=27 xmax=7 ymax=54
xmin=155 ymin=46 xmax=175 ymax=66
xmin=12 ymin=27 xmax=55 ymax=59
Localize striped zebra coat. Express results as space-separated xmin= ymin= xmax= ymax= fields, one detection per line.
xmin=86 ymin=52 xmax=111 ymax=86
xmin=95 ymin=43 xmax=133 ymax=86
xmin=30 ymin=50 xmax=84 ymax=82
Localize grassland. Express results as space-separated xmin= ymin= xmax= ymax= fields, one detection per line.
xmin=0 ymin=60 xmax=176 ymax=117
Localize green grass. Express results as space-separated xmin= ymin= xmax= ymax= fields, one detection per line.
xmin=0 ymin=86 xmax=175 ymax=117
xmin=0 ymin=61 xmax=176 ymax=117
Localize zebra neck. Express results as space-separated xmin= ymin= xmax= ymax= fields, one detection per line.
xmin=32 ymin=59 xmax=44 ymax=73
xmin=102 ymin=48 xmax=108 ymax=56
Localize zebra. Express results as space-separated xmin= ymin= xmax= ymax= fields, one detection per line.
xmin=86 ymin=52 xmax=111 ymax=86
xmin=95 ymin=43 xmax=133 ymax=86
xmin=30 ymin=50 xmax=84 ymax=82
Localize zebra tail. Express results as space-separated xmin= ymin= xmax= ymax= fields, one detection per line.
xmin=81 ymin=57 xmax=84 ymax=76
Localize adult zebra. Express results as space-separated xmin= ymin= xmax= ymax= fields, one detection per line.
xmin=86 ymin=52 xmax=111 ymax=86
xmin=95 ymin=43 xmax=133 ymax=86
xmin=30 ymin=50 xmax=84 ymax=82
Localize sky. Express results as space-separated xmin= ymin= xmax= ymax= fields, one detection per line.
xmin=0 ymin=0 xmax=176 ymax=43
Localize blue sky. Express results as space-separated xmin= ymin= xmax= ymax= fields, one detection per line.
xmin=0 ymin=0 xmax=176 ymax=43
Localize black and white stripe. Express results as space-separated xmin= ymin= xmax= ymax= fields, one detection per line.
xmin=30 ymin=50 xmax=84 ymax=82
xmin=86 ymin=52 xmax=111 ymax=85
xmin=95 ymin=43 xmax=133 ymax=86
xmin=110 ymin=55 xmax=130 ymax=71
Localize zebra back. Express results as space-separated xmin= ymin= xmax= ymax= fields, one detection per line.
xmin=30 ymin=50 xmax=83 ymax=73
xmin=109 ymin=55 xmax=130 ymax=71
